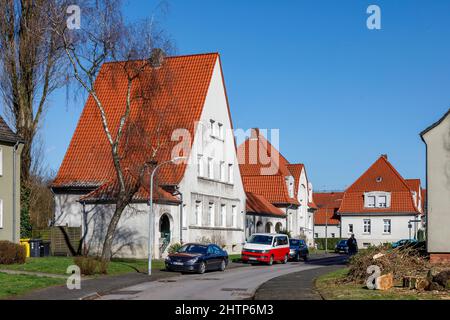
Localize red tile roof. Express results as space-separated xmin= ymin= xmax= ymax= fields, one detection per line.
xmin=313 ymin=192 xmax=343 ymax=225
xmin=52 ymin=53 xmax=220 ymax=199
xmin=246 ymin=192 xmax=285 ymax=217
xmin=242 ymin=175 xmax=299 ymax=205
xmin=338 ymin=155 xmax=420 ymax=214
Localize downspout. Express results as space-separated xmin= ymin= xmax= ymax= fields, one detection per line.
xmin=173 ymin=187 xmax=183 ymax=244
xmin=12 ymin=141 xmax=20 ymax=243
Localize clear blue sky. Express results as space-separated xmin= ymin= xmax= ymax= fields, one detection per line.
xmin=41 ymin=0 xmax=450 ymax=190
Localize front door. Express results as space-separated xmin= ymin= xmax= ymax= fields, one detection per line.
xmin=160 ymin=215 xmax=171 ymax=254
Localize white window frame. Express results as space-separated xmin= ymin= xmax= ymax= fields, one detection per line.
xmin=367 ymin=196 xmax=376 ymax=208
xmin=228 ymin=163 xmax=234 ymax=184
xmin=220 ymin=161 xmax=225 ymax=182
xmin=383 ymin=219 xmax=391 ymax=234
xmin=208 ymin=158 xmax=214 ymax=179
xmin=220 ymin=204 xmax=226 ymax=227
xmin=364 ymin=192 xmax=391 ymax=208
xmin=197 ymin=154 xmax=204 ymax=177
xmin=195 ymin=201 xmax=202 ymax=226
xmin=182 ymin=204 xmax=187 ymax=228
xmin=218 ymin=123 xmax=224 ymax=140
xmin=209 ymin=119 xmax=216 ymax=137
xmin=208 ymin=202 xmax=215 ymax=227
xmin=348 ymin=224 xmax=353 ymax=234
xmin=378 ymin=195 xmax=387 ymax=208
xmin=232 ymin=205 xmax=237 ymax=228
xmin=363 ymin=219 xmax=371 ymax=234
xmin=0 ymin=199 xmax=3 ymax=228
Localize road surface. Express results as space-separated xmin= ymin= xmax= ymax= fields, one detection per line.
xmin=99 ymin=256 xmax=345 ymax=300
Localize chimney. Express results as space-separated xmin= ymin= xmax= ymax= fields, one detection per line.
xmin=381 ymin=154 xmax=388 ymax=160
xmin=150 ymin=48 xmax=166 ymax=67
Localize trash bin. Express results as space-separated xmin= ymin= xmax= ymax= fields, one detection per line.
xmin=29 ymin=239 xmax=42 ymax=257
xmin=20 ymin=238 xmax=31 ymax=258
xmin=40 ymin=241 xmax=51 ymax=257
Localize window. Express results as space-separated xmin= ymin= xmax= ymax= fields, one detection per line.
xmin=331 ymin=233 xmax=335 ymax=238
xmin=314 ymin=233 xmax=319 ymax=238
xmin=220 ymin=161 xmax=225 ymax=182
xmin=383 ymin=219 xmax=391 ymax=234
xmin=218 ymin=123 xmax=224 ymax=140
xmin=232 ymin=205 xmax=237 ymax=228
xmin=378 ymin=196 xmax=387 ymax=208
xmin=195 ymin=201 xmax=202 ymax=226
xmin=0 ymin=199 xmax=3 ymax=229
xmin=228 ymin=164 xmax=234 ymax=184
xmin=363 ymin=219 xmax=371 ymax=234
xmin=367 ymin=196 xmax=376 ymax=208
xmin=209 ymin=120 xmax=216 ymax=136
xmin=208 ymin=202 xmax=215 ymax=226
xmin=220 ymin=204 xmax=226 ymax=227
xmin=0 ymin=147 xmax=2 ymax=176
xmin=197 ymin=155 xmax=203 ymax=177
xmin=348 ymin=224 xmax=353 ymax=234
xmin=207 ymin=158 xmax=214 ymax=179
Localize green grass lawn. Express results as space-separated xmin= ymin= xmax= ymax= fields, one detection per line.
xmin=228 ymin=254 xmax=241 ymax=262
xmin=0 ymin=272 xmax=65 ymax=300
xmin=0 ymin=257 xmax=165 ymax=276
xmin=315 ymin=268 xmax=449 ymax=300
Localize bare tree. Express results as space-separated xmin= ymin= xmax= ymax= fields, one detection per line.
xmin=51 ymin=0 xmax=175 ymax=261
xmin=0 ymin=0 xmax=67 ymax=183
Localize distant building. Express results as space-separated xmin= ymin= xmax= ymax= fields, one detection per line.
xmin=237 ymin=129 xmax=317 ymax=246
xmin=0 ymin=116 xmax=23 ymax=243
xmin=337 ymin=155 xmax=423 ymax=249
xmin=421 ymin=108 xmax=450 ymax=263
xmin=313 ymin=192 xmax=343 ymax=239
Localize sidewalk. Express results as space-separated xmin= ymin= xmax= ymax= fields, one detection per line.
xmin=253 ymin=254 xmax=348 ymax=300
xmin=13 ymin=261 xmax=248 ymax=300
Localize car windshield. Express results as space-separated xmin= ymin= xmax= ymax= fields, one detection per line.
xmin=178 ymin=244 xmax=207 ymax=254
xmin=247 ymin=235 xmax=273 ymax=245
xmin=339 ymin=240 xmax=347 ymax=245
xmin=290 ymin=239 xmax=300 ymax=246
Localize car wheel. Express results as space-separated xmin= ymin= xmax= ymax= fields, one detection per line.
xmin=295 ymin=253 xmax=300 ymax=262
xmin=282 ymin=254 xmax=288 ymax=264
xmin=268 ymin=256 xmax=274 ymax=266
xmin=219 ymin=260 xmax=226 ymax=272
xmin=198 ymin=262 xmax=206 ymax=274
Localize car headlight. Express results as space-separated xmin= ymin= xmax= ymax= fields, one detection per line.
xmin=165 ymin=256 xmax=171 ymax=262
xmin=186 ymin=257 xmax=199 ymax=265
xmin=261 ymin=250 xmax=269 ymax=254
xmin=290 ymin=249 xmax=295 ymax=254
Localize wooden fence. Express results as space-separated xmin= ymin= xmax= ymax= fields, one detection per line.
xmin=32 ymin=227 xmax=81 ymax=256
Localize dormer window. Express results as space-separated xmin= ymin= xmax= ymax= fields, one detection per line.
xmin=364 ymin=192 xmax=391 ymax=208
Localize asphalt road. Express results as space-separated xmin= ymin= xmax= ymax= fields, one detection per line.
xmin=99 ymin=255 xmax=346 ymax=300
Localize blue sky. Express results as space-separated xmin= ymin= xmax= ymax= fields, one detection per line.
xmin=41 ymin=0 xmax=450 ymax=190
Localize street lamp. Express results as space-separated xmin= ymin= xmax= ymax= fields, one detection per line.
xmin=148 ymin=156 xmax=187 ymax=276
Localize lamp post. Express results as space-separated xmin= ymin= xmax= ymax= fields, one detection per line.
xmin=148 ymin=156 xmax=186 ymax=276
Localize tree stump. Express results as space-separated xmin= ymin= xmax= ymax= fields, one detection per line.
xmin=376 ymin=273 xmax=394 ymax=291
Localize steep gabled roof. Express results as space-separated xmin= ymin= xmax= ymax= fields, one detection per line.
xmin=53 ymin=53 xmax=220 ymax=192
xmin=420 ymin=108 xmax=450 ymax=137
xmin=0 ymin=116 xmax=21 ymax=144
xmin=313 ymin=192 xmax=343 ymax=225
xmin=338 ymin=155 xmax=419 ymax=214
xmin=242 ymin=175 xmax=299 ymax=205
xmin=246 ymin=192 xmax=285 ymax=217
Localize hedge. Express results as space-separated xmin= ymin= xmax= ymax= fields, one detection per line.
xmin=315 ymin=238 xmax=345 ymax=250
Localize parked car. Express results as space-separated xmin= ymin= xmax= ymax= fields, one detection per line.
xmin=334 ymin=239 xmax=349 ymax=254
xmin=241 ymin=233 xmax=290 ymax=265
xmin=165 ymin=243 xmax=228 ymax=274
xmin=289 ymin=239 xmax=309 ymax=261
xmin=392 ymin=239 xmax=418 ymax=249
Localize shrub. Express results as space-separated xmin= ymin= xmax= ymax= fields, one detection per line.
xmin=73 ymin=256 xmax=108 ymax=275
xmin=0 ymin=241 xmax=26 ymax=265
xmin=315 ymin=238 xmax=344 ymax=250
xmin=168 ymin=243 xmax=182 ymax=254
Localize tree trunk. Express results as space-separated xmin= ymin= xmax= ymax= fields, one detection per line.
xmin=100 ymin=200 xmax=128 ymax=262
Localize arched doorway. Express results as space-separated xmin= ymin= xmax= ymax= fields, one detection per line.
xmin=159 ymin=214 xmax=171 ymax=245
xmin=256 ymin=221 xmax=264 ymax=233
xmin=265 ymin=222 xmax=273 ymax=233
xmin=275 ymin=222 xmax=282 ymax=233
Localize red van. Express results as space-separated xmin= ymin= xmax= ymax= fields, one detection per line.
xmin=241 ymin=233 xmax=290 ymax=265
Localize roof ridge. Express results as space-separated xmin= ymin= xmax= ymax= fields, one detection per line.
xmin=102 ymin=52 xmax=219 ymax=65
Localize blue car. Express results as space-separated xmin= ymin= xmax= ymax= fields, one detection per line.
xmin=392 ymin=239 xmax=418 ymax=249
xmin=289 ymin=239 xmax=309 ymax=261
xmin=335 ymin=239 xmax=349 ymax=254
xmin=165 ymin=243 xmax=229 ymax=274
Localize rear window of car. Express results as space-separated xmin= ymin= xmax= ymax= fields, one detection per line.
xmin=339 ymin=240 xmax=347 ymax=245
xmin=290 ymin=239 xmax=300 ymax=246
xmin=248 ymin=235 xmax=273 ymax=245
xmin=178 ymin=244 xmax=208 ymax=254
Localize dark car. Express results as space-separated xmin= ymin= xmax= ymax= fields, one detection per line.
xmin=392 ymin=239 xmax=418 ymax=249
xmin=289 ymin=239 xmax=309 ymax=261
xmin=335 ymin=240 xmax=349 ymax=254
xmin=165 ymin=243 xmax=229 ymax=274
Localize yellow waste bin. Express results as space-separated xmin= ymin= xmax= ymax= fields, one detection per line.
xmin=20 ymin=238 xmax=30 ymax=258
